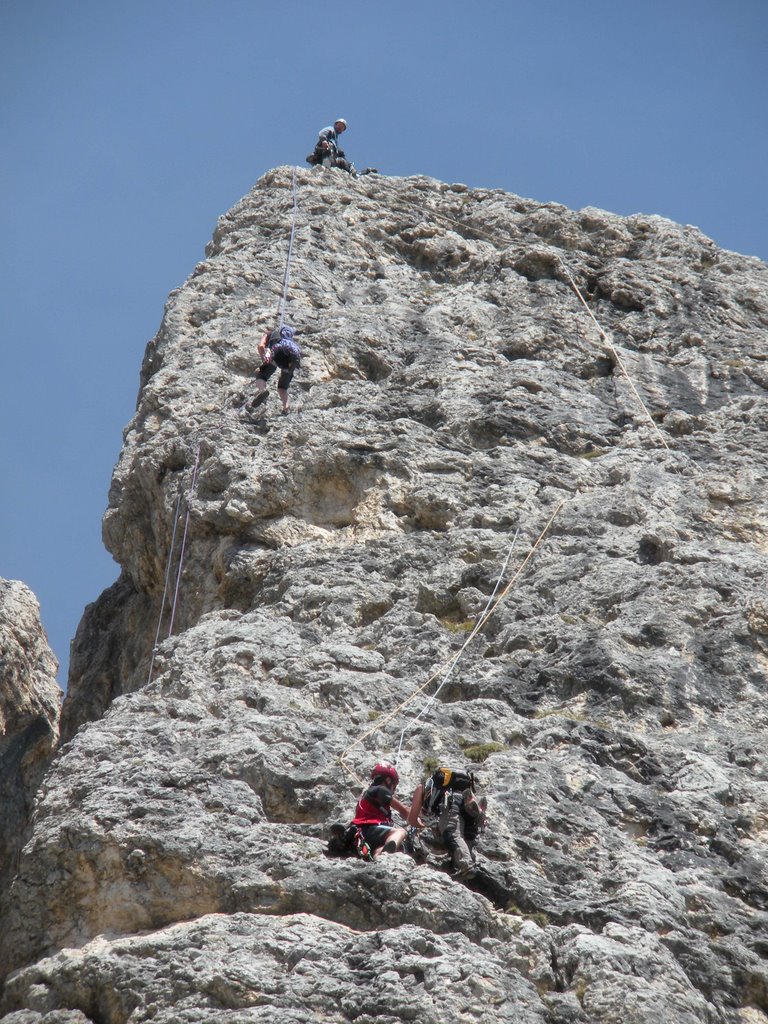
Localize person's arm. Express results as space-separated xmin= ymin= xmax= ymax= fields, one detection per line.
xmin=406 ymin=784 xmax=424 ymax=827
xmin=391 ymin=796 xmax=410 ymax=819
xmin=257 ymin=332 xmax=271 ymax=362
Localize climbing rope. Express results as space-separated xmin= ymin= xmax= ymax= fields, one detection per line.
xmin=146 ymin=481 xmax=185 ymax=687
xmin=148 ymin=171 xmax=301 ymax=685
xmin=277 ymin=167 xmax=299 ymax=326
xmin=556 ymin=258 xmax=671 ymax=451
xmin=339 ymin=503 xmax=564 ymax=787
xmin=145 ymin=443 xmax=202 ymax=686
xmin=393 ymin=529 xmax=519 ymax=765
xmin=380 ymin=201 xmax=673 ymax=453
xmin=167 ymin=443 xmax=202 ymax=638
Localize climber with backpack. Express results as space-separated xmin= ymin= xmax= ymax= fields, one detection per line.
xmin=407 ymin=766 xmax=487 ymax=880
xmin=245 ymin=324 xmax=302 ymax=417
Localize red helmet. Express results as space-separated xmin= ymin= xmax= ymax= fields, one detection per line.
xmin=371 ymin=761 xmax=399 ymax=786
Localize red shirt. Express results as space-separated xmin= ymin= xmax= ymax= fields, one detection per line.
xmin=352 ymin=785 xmax=394 ymax=826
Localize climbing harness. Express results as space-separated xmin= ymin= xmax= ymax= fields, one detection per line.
xmin=146 ymin=443 xmax=202 ymax=686
xmin=340 ymin=505 xmax=564 ymax=787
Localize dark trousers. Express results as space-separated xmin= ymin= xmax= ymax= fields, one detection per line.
xmin=438 ymin=792 xmax=480 ymax=873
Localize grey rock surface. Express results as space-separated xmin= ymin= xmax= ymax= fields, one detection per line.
xmin=0 ymin=579 xmax=60 ymax=891
xmin=2 ymin=167 xmax=767 ymax=1022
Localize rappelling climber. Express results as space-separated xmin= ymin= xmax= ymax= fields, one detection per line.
xmin=245 ymin=324 xmax=302 ymax=417
xmin=342 ymin=760 xmax=412 ymax=860
xmin=306 ymin=119 xmax=376 ymax=177
xmin=407 ymin=766 xmax=487 ymax=880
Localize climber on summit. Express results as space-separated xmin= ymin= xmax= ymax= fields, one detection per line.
xmin=306 ymin=120 xmax=376 ymax=177
xmin=350 ymin=761 xmax=412 ymax=859
xmin=408 ymin=766 xmax=487 ymax=880
xmin=246 ymin=324 xmax=302 ymax=416
xmin=307 ymin=118 xmax=355 ymax=173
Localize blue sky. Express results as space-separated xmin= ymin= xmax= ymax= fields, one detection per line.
xmin=1 ymin=0 xmax=766 ymax=688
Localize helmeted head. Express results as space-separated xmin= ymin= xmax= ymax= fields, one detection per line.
xmin=279 ymin=324 xmax=295 ymax=341
xmin=371 ymin=760 xmax=399 ymax=787
xmin=334 ymin=118 xmax=347 ymax=133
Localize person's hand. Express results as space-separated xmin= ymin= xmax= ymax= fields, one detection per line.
xmin=322 ymin=140 xmax=330 ymax=151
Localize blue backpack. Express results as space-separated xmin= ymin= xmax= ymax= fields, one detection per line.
xmin=269 ymin=325 xmax=302 ymax=364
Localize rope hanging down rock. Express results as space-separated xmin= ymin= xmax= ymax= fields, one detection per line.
xmin=556 ymin=257 xmax=671 ymax=452
xmin=147 ymin=173 xmax=300 ymax=687
xmin=395 ymin=203 xmax=672 ymax=453
xmin=277 ymin=167 xmax=299 ymax=327
xmin=393 ymin=529 xmax=519 ymax=765
xmin=339 ymin=503 xmax=564 ymax=787
xmin=146 ymin=443 xmax=203 ymax=686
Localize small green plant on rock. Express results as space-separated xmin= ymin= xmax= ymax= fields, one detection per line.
xmin=439 ymin=616 xmax=475 ymax=633
xmin=459 ymin=739 xmax=506 ymax=763
xmin=505 ymin=901 xmax=550 ymax=928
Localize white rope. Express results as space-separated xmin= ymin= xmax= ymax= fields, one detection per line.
xmin=167 ymin=444 xmax=203 ymax=638
xmin=277 ymin=167 xmax=299 ymax=326
xmin=146 ymin=482 xmax=185 ymax=686
xmin=339 ymin=504 xmax=563 ymax=787
xmin=393 ymin=529 xmax=519 ymax=764
xmin=556 ymin=258 xmax=671 ymax=451
xmin=388 ymin=203 xmax=673 ymax=453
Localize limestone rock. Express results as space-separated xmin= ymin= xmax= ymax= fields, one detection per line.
xmin=0 ymin=579 xmax=60 ymax=890
xmin=3 ymin=168 xmax=768 ymax=1022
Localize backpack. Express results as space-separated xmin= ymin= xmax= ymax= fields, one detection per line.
xmin=267 ymin=326 xmax=302 ymax=364
xmin=274 ymin=337 xmax=302 ymax=363
xmin=423 ymin=767 xmax=476 ymax=816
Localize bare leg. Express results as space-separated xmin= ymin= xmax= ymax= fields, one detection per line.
xmin=277 ymin=386 xmax=289 ymax=412
xmin=373 ymin=827 xmax=407 ymax=858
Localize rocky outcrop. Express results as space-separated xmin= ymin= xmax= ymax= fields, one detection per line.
xmin=0 ymin=579 xmax=60 ymax=892
xmin=2 ymin=167 xmax=767 ymax=1023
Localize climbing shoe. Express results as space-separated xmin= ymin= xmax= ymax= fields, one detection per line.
xmin=250 ymin=391 xmax=269 ymax=409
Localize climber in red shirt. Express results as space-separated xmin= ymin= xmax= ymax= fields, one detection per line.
xmin=351 ymin=760 xmax=410 ymax=858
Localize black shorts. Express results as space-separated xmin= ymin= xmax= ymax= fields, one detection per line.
xmin=258 ymin=361 xmax=295 ymax=390
xmin=358 ymin=823 xmax=395 ymax=851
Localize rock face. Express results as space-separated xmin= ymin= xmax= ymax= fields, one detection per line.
xmin=2 ymin=167 xmax=767 ymax=1023
xmin=0 ymin=579 xmax=60 ymax=893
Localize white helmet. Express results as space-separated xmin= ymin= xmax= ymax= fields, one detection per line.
xmin=334 ymin=118 xmax=347 ymax=129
